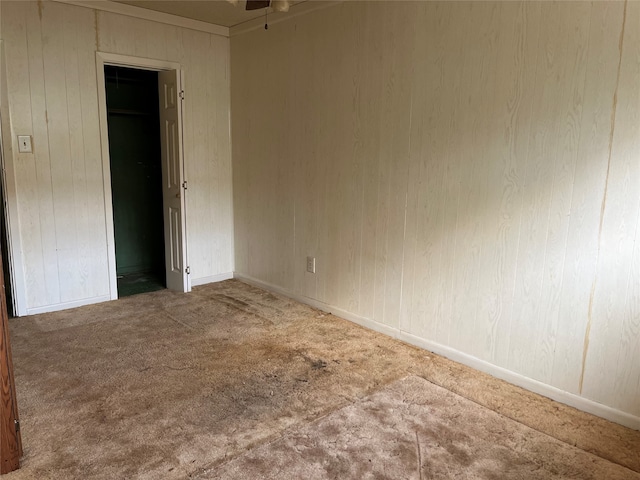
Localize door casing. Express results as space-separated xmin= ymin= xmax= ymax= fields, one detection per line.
xmin=96 ymin=52 xmax=190 ymax=299
xmin=0 ymin=39 xmax=28 ymax=317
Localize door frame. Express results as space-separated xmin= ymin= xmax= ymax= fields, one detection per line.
xmin=96 ymin=52 xmax=190 ymax=299
xmin=0 ymin=39 xmax=28 ymax=317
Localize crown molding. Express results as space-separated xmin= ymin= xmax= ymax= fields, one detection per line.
xmin=50 ymin=0 xmax=230 ymax=37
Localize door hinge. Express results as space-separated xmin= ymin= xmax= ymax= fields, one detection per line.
xmin=14 ymin=419 xmax=20 ymax=433
xmin=179 ymin=90 xmax=185 ymax=100
xmin=185 ymin=266 xmax=190 ymax=275
xmin=182 ymin=181 xmax=188 ymax=190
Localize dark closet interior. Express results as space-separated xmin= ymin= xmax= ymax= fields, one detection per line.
xmin=105 ymin=66 xmax=166 ymax=297
xmin=0 ymin=136 xmax=13 ymax=316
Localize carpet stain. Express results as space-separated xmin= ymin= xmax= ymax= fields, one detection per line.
xmin=207 ymin=376 xmax=640 ymax=480
xmin=6 ymin=280 xmax=640 ymax=479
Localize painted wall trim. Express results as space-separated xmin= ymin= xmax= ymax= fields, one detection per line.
xmin=234 ymin=272 xmax=640 ymax=432
xmin=50 ymin=0 xmax=230 ymax=37
xmin=229 ymin=1 xmax=342 ymax=37
xmin=397 ymin=330 xmax=640 ymax=432
xmin=26 ymin=294 xmax=111 ymax=315
xmin=0 ymin=40 xmax=28 ymax=317
xmin=96 ymin=52 xmax=184 ymax=302
xmin=191 ymin=272 xmax=234 ymax=287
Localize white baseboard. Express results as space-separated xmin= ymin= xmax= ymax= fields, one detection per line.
xmin=26 ymin=294 xmax=112 ymax=316
xmin=191 ymin=272 xmax=234 ymax=287
xmin=234 ymin=273 xmax=640 ymax=432
xmin=398 ymin=331 xmax=640 ymax=431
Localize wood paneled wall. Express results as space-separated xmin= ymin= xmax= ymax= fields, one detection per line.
xmin=231 ymin=1 xmax=640 ymax=421
xmin=1 ymin=0 xmax=233 ymax=313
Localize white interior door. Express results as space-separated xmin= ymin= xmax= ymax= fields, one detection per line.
xmin=158 ymin=70 xmax=188 ymax=292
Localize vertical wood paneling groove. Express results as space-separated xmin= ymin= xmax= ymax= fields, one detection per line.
xmin=357 ymin=4 xmax=379 ymax=320
xmin=476 ymin=2 xmax=509 ymax=362
xmin=502 ymin=1 xmax=542 ymax=372
xmin=582 ymin=0 xmax=640 ymax=415
xmin=484 ymin=2 xmax=538 ymax=367
xmin=63 ymin=5 xmax=90 ymax=299
xmin=533 ymin=2 xmax=591 ymax=385
xmin=507 ymin=2 xmax=566 ymax=380
xmin=580 ymin=0 xmax=628 ymax=398
xmin=467 ymin=2 xmax=502 ymax=361
xmin=397 ymin=1 xmax=422 ymax=334
xmin=232 ymin=0 xmax=639 ymax=420
xmin=447 ymin=2 xmax=488 ymax=354
xmin=41 ymin=2 xmax=75 ymax=303
xmin=18 ymin=2 xmax=52 ymax=306
xmin=79 ymin=10 xmax=107 ymax=298
xmin=550 ymin=1 xmax=622 ymax=395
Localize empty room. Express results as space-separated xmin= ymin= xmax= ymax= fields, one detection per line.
xmin=0 ymin=0 xmax=638 ymax=478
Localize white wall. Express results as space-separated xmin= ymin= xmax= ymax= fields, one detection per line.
xmin=231 ymin=1 xmax=640 ymax=427
xmin=0 ymin=0 xmax=234 ymax=313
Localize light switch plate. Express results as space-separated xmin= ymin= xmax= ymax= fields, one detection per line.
xmin=18 ymin=135 xmax=32 ymax=153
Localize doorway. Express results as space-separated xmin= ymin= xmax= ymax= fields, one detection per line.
xmin=105 ymin=66 xmax=166 ymax=297
xmin=97 ymin=53 xmax=190 ymax=300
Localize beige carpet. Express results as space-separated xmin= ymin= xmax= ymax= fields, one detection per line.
xmin=208 ymin=375 xmax=638 ymax=479
xmin=5 ymin=280 xmax=640 ymax=479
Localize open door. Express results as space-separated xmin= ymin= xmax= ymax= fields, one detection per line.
xmin=0 ymin=52 xmax=22 ymax=469
xmin=158 ymin=70 xmax=188 ymax=292
xmin=0 ymin=242 xmax=21 ymax=473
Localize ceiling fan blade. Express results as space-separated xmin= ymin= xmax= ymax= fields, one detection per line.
xmin=246 ymin=0 xmax=271 ymax=10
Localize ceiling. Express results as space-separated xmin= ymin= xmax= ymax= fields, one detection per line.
xmin=112 ymin=0 xmax=306 ymax=28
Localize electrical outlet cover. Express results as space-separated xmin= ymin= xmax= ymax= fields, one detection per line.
xmin=306 ymin=256 xmax=316 ymax=274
